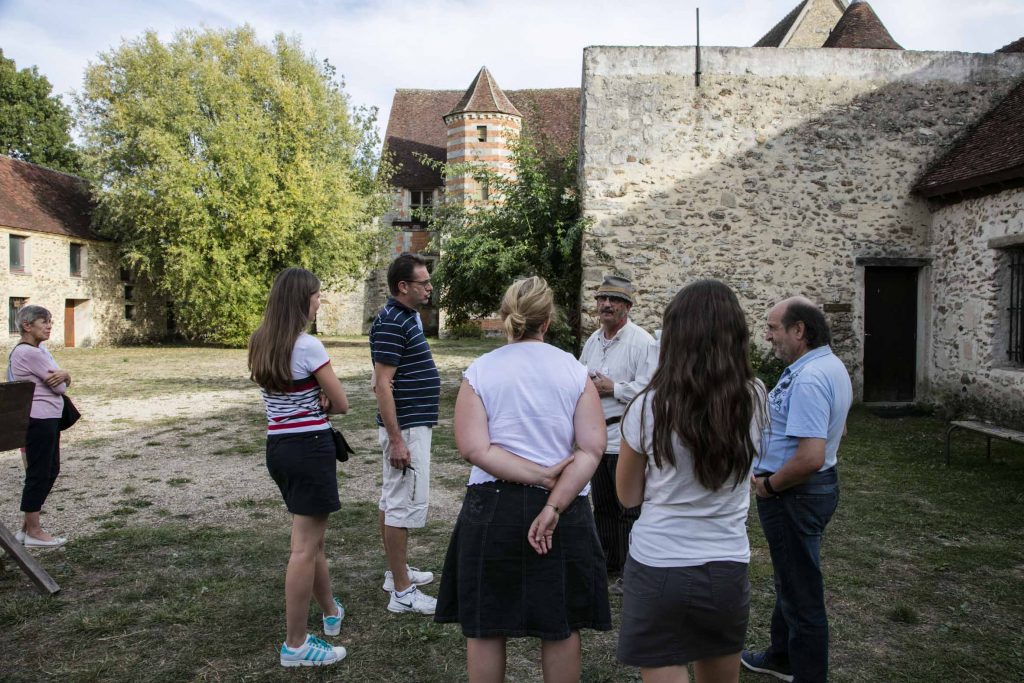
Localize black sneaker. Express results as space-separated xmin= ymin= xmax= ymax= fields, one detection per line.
xmin=740 ymin=650 xmax=794 ymax=682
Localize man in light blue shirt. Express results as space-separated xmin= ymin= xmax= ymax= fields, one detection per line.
xmin=742 ymin=297 xmax=852 ymax=683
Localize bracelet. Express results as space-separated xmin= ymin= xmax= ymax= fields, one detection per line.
xmin=762 ymin=476 xmax=777 ymax=496
xmin=545 ymin=503 xmax=560 ymax=515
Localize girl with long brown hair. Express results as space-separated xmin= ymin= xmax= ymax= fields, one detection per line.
xmin=248 ymin=267 xmax=350 ymax=667
xmin=615 ymin=280 xmax=767 ymax=683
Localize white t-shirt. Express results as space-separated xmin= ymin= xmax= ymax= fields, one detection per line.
xmin=621 ymin=383 xmax=764 ymax=567
xmin=463 ymin=342 xmax=590 ymax=495
xmin=261 ymin=333 xmax=331 ymax=435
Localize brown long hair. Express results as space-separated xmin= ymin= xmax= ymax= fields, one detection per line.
xmin=248 ymin=268 xmax=320 ymax=392
xmin=634 ymin=280 xmax=766 ymax=490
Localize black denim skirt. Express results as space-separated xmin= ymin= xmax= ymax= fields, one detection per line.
xmin=265 ymin=429 xmax=340 ymax=516
xmin=435 ymin=481 xmax=612 ymax=640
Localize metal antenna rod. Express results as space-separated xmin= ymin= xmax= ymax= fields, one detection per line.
xmin=695 ymin=7 xmax=702 ymax=88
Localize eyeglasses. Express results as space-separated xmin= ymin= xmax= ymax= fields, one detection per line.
xmin=405 ymin=279 xmax=432 ymax=286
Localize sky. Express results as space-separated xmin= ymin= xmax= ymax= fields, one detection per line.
xmin=1 ymin=0 xmax=1022 ymax=139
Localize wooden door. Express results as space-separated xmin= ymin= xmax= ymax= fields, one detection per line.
xmin=863 ymin=268 xmax=918 ymax=402
xmin=64 ymin=300 xmax=75 ymax=347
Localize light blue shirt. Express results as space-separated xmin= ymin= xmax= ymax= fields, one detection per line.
xmin=757 ymin=346 xmax=852 ymax=475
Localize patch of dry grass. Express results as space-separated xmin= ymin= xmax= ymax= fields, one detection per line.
xmin=2 ymin=339 xmax=1023 ymax=681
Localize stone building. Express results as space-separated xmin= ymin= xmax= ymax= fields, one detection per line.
xmin=374 ymin=68 xmax=579 ymax=334
xmin=576 ymin=12 xmax=1024 ymax=423
xmin=754 ymin=0 xmax=848 ymax=49
xmin=1 ymin=155 xmax=165 ymax=349
xmin=912 ymin=38 xmax=1024 ymax=427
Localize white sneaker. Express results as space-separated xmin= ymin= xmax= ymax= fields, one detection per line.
xmin=280 ymin=633 xmax=346 ymax=667
xmin=14 ymin=529 xmax=25 ymax=544
xmin=387 ymin=586 xmax=437 ymax=615
xmin=322 ymin=597 xmax=345 ymax=636
xmin=381 ymin=565 xmax=435 ymax=592
xmin=24 ymin=534 xmax=66 ymax=548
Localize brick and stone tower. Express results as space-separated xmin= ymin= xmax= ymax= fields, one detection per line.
xmin=443 ymin=67 xmax=522 ymax=205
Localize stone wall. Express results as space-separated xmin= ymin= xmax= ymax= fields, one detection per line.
xmin=2 ymin=227 xmax=165 ymax=349
xmin=783 ymin=0 xmax=847 ymax=48
xmin=929 ymin=188 xmax=1024 ymax=427
xmin=579 ymin=46 xmax=1024 ymax=399
xmin=318 ymin=276 xmax=370 ymax=336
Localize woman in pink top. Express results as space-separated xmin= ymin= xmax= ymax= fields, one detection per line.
xmin=6 ymin=305 xmax=71 ymax=547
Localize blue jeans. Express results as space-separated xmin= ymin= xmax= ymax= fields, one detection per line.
xmin=755 ymin=467 xmax=839 ymax=683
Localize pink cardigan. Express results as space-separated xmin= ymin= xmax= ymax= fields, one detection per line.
xmin=6 ymin=344 xmax=67 ymax=419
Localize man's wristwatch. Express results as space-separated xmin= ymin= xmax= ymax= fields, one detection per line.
xmin=762 ymin=475 xmax=778 ymax=496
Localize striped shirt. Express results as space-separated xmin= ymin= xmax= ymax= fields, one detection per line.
xmin=261 ymin=333 xmax=331 ymax=435
xmin=370 ymin=298 xmax=441 ymax=429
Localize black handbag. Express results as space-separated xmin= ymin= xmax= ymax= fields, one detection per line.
xmin=60 ymin=395 xmax=81 ymax=431
xmin=331 ymin=426 xmax=354 ymax=462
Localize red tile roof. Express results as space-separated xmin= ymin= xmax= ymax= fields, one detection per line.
xmin=997 ymin=37 xmax=1024 ymax=53
xmin=914 ymin=78 xmax=1024 ymax=200
xmin=446 ymin=67 xmax=522 ymax=119
xmin=384 ymin=87 xmax=580 ymax=189
xmin=822 ymin=1 xmax=902 ymax=49
xmin=0 ymin=155 xmax=103 ymax=240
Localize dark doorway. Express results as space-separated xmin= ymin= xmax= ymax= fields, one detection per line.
xmin=863 ymin=267 xmax=918 ymax=402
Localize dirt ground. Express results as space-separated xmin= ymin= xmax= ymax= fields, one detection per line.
xmin=0 ymin=340 xmax=480 ymax=540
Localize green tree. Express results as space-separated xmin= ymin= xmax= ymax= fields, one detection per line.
xmin=427 ymin=134 xmax=590 ymax=351
xmin=0 ymin=48 xmax=81 ymax=173
xmin=76 ymin=27 xmax=389 ymax=345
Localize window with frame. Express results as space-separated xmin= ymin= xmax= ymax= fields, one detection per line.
xmin=477 ymin=125 xmax=488 ymax=142
xmin=124 ymin=285 xmax=135 ymax=301
xmin=410 ymin=190 xmax=432 ymax=210
xmin=479 ymin=177 xmax=490 ymax=202
xmin=1008 ymin=248 xmax=1024 ymax=364
xmin=9 ymin=297 xmax=28 ymax=334
xmin=125 ymin=304 xmax=135 ymax=321
xmin=70 ymin=243 xmax=84 ymax=277
xmin=9 ymin=235 xmax=26 ymax=272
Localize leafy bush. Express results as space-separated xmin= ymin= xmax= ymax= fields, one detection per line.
xmin=750 ymin=345 xmax=786 ymax=390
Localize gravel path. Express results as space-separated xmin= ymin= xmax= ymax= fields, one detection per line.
xmin=1 ymin=375 xmax=469 ymax=542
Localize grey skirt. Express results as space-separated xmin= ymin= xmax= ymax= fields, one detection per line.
xmin=434 ymin=481 xmax=612 ymax=640
xmin=617 ymin=555 xmax=750 ymax=667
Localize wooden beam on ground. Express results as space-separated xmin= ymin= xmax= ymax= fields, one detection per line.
xmin=0 ymin=524 xmax=61 ymax=594
xmin=0 ymin=381 xmax=61 ymax=594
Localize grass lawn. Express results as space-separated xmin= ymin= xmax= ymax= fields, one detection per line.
xmin=2 ymin=338 xmax=1023 ymax=681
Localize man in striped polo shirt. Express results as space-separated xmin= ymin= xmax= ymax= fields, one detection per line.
xmin=370 ymin=252 xmax=442 ymax=615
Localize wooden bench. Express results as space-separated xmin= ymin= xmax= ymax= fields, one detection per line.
xmin=945 ymin=420 xmax=1024 ymax=465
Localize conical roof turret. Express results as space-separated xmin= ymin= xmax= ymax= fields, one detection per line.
xmin=822 ymin=1 xmax=902 ymax=49
xmin=445 ymin=67 xmax=522 ymax=119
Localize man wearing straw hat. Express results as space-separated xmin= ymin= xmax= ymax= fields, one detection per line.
xmin=579 ymin=275 xmax=655 ymax=595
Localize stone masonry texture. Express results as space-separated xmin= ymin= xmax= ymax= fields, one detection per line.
xmin=579 ymin=46 xmax=1024 ymax=422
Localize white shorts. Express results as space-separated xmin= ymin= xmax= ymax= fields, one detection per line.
xmin=378 ymin=426 xmax=431 ymax=528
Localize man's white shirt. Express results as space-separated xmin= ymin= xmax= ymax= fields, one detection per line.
xmin=579 ymin=319 xmax=656 ymax=454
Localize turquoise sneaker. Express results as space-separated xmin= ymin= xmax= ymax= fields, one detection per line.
xmin=280 ymin=633 xmax=346 ymax=667
xmin=323 ymin=597 xmax=345 ymax=636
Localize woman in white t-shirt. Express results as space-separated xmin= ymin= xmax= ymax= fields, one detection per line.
xmin=248 ymin=267 xmax=350 ymax=668
xmin=435 ymin=276 xmax=610 ymax=683
xmin=616 ymin=280 xmax=767 ymax=683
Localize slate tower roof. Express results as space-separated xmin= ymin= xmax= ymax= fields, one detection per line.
xmin=446 ymin=67 xmax=522 ymax=119
xmin=822 ymin=0 xmax=903 ymax=49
